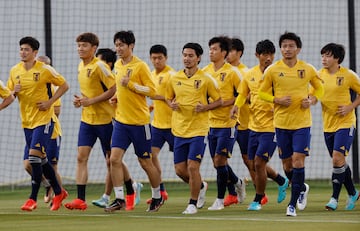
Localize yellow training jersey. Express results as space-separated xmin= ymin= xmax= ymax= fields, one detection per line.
xmin=114 ymin=56 xmax=156 ymax=125
xmin=0 ymin=80 xmax=11 ymax=99
xmin=319 ymin=66 xmax=360 ymax=132
xmin=77 ymin=57 xmax=115 ymax=125
xmin=234 ymin=63 xmax=250 ymax=130
xmin=7 ymin=61 xmax=66 ymax=129
xmin=151 ymin=65 xmax=176 ymax=129
xmin=203 ymin=62 xmax=240 ymax=128
xmin=259 ymin=59 xmax=323 ymax=130
xmin=51 ymin=114 xmax=62 ymax=138
xmin=237 ymin=65 xmax=274 ymax=132
xmin=166 ymin=69 xmax=221 ymax=138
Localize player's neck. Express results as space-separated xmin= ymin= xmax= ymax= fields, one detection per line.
xmin=282 ymin=58 xmax=297 ymax=68
xmin=82 ymin=56 xmax=94 ymax=66
xmin=212 ymin=60 xmax=225 ymax=72
xmin=121 ymin=55 xmax=133 ymax=65
xmin=23 ymin=59 xmax=36 ymax=71
xmin=184 ymin=67 xmax=198 ymax=78
xmin=327 ymin=64 xmax=340 ymax=75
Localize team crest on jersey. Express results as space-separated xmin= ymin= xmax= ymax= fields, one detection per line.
xmin=87 ymin=69 xmax=92 ymax=77
xmin=33 ymin=73 xmax=40 ymax=81
xmin=250 ymin=77 xmax=255 ymax=81
xmin=194 ymin=80 xmax=201 ymax=89
xmin=336 ymin=77 xmax=344 ymax=86
xmin=297 ymin=70 xmax=305 ymax=79
xmin=159 ymin=76 xmax=163 ymax=84
xmin=126 ymin=68 xmax=133 ymax=77
xmin=220 ymin=73 xmax=226 ymax=81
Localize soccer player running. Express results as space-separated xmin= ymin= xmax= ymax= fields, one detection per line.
xmin=91 ymin=48 xmax=142 ymax=209
xmin=318 ymin=43 xmax=360 ymax=211
xmin=65 ymin=33 xmax=120 ymax=211
xmin=231 ymin=39 xmax=289 ymax=211
xmin=147 ymin=44 xmax=176 ymax=204
xmin=225 ymin=37 xmax=250 ymax=205
xmin=105 ymin=30 xmax=162 ymax=212
xmin=166 ymin=42 xmax=222 ymax=214
xmin=7 ymin=36 xmax=69 ymax=211
xmin=202 ymin=36 xmax=244 ymax=211
xmin=258 ymin=32 xmax=324 ymax=217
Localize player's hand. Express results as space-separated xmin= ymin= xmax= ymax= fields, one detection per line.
xmin=168 ymin=98 xmax=179 ymax=111
xmin=230 ymin=105 xmax=238 ymax=119
xmin=195 ymin=101 xmax=207 ymax=112
xmin=337 ymin=105 xmax=352 ymax=116
xmin=274 ymin=96 xmax=291 ymax=107
xmin=73 ymin=94 xmax=82 ymax=108
xmin=78 ymin=96 xmax=91 ymax=107
xmin=121 ymin=76 xmax=130 ymax=87
xmin=14 ymin=84 xmax=21 ymax=93
xmin=301 ymin=98 xmax=311 ymax=109
xmin=109 ymin=96 xmax=117 ymax=106
xmin=36 ymin=101 xmax=51 ymax=111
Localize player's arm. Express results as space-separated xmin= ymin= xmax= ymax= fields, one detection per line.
xmin=38 ymin=82 xmax=69 ymax=111
xmin=0 ymin=94 xmax=15 ymax=111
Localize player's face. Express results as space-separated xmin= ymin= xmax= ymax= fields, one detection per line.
xmin=226 ymin=49 xmax=238 ymax=64
xmin=19 ymin=44 xmax=37 ymax=62
xmin=258 ymin=52 xmax=275 ymax=70
xmin=77 ymin=42 xmax=96 ymax=60
xmin=280 ymin=39 xmax=300 ymax=60
xmin=150 ymin=53 xmax=167 ymax=72
xmin=182 ymin=48 xmax=200 ymax=69
xmin=209 ymin=43 xmax=225 ymax=62
xmin=321 ymin=52 xmax=338 ymax=69
xmin=114 ymin=39 xmax=133 ymax=59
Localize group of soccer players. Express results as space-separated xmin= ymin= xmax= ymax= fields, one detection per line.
xmin=1 ymin=30 xmax=359 ymax=216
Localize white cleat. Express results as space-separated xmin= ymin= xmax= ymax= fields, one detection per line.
xmin=207 ymin=198 xmax=224 ymax=211
xmin=297 ymin=183 xmax=309 ymax=210
xmin=196 ymin=181 xmax=208 ymax=209
xmin=235 ymin=178 xmax=246 ymax=203
xmin=182 ymin=204 xmax=197 ymax=214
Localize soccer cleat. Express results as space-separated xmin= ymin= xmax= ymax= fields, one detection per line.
xmin=235 ymin=178 xmax=246 ymax=203
xmin=182 ymin=204 xmax=197 ymax=214
xmin=104 ymin=199 xmax=126 ymax=212
xmin=196 ymin=181 xmax=208 ymax=209
xmin=247 ymin=201 xmax=261 ymax=211
xmin=260 ymin=194 xmax=268 ymax=205
xmin=146 ymin=197 xmax=163 ymax=212
xmin=345 ymin=190 xmax=359 ymax=210
xmin=224 ymin=194 xmax=238 ymax=206
xmin=325 ymin=197 xmax=338 ymax=211
xmin=133 ymin=182 xmax=143 ymax=205
xmin=21 ymin=199 xmax=37 ymax=211
xmin=277 ymin=178 xmax=289 ymax=203
xmin=65 ymin=198 xmax=88 ymax=211
xmin=92 ymin=196 xmax=109 ymax=208
xmin=296 ymin=183 xmax=309 ymax=210
xmin=208 ymin=198 xmax=224 ymax=211
xmin=286 ymin=205 xmax=297 ymax=217
xmin=44 ymin=186 xmax=53 ymax=203
xmin=51 ymin=189 xmax=68 ymax=211
xmin=126 ymin=194 xmax=135 ymax=211
xmin=146 ymin=190 xmax=168 ymax=205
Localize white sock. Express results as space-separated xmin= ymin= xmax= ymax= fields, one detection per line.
xmin=114 ymin=186 xmax=124 ymax=200
xmin=152 ymin=186 xmax=161 ymax=199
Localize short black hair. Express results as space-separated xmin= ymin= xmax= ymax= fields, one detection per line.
xmin=208 ymin=36 xmax=231 ymax=58
xmin=113 ymin=30 xmax=135 ymax=45
xmin=96 ymin=48 xmax=117 ymax=69
xmin=256 ymin=39 xmax=276 ymax=55
xmin=320 ymin=43 xmax=345 ymax=64
xmin=150 ymin=44 xmax=167 ymax=56
xmin=182 ymin=43 xmax=203 ymax=57
xmin=19 ymin=36 xmax=40 ymax=50
xmin=279 ymin=31 xmax=302 ymax=48
xmin=230 ymin=38 xmax=245 ymax=52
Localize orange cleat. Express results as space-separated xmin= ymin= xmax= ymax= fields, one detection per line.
xmin=224 ymin=194 xmax=239 ymax=206
xmin=21 ymin=199 xmax=37 ymax=211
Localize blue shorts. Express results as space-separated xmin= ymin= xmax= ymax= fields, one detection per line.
xmin=275 ymin=127 xmax=310 ymax=159
xmin=151 ymin=126 xmax=174 ymax=152
xmin=173 ymin=136 xmax=206 ymax=164
xmin=24 ymin=136 xmax=62 ymax=165
xmin=111 ymin=120 xmax=152 ymax=158
xmin=324 ymin=127 xmax=355 ymax=157
xmin=208 ymin=127 xmax=236 ymax=158
xmin=24 ymin=120 xmax=54 ymax=156
xmin=236 ymin=128 xmax=249 ymax=155
xmin=77 ymin=121 xmax=113 ymax=157
xmin=248 ymin=130 xmax=276 ymax=161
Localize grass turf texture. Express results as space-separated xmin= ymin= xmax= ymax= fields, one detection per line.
xmin=0 ymin=180 xmax=359 ymax=231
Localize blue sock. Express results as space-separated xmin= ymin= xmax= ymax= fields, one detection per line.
xmin=274 ymin=174 xmax=286 ymax=186
xmin=160 ymin=182 xmax=166 ymax=192
xmin=289 ymin=167 xmax=304 ymax=207
xmin=216 ymin=165 xmax=228 ymax=199
xmin=285 ymin=170 xmax=293 ymax=183
xmin=331 ymin=165 xmax=345 ymax=199
xmin=343 ymin=164 xmax=356 ymax=195
xmin=29 ymin=155 xmax=42 ymax=201
xmin=227 ymin=165 xmax=237 ymax=195
xmin=41 ymin=158 xmax=61 ymax=195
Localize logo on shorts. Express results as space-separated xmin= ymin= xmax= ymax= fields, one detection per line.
xmin=297 ymin=70 xmax=305 ymax=79
xmin=33 ymin=73 xmax=40 ymax=81
xmin=336 ymin=77 xmax=344 ymax=86
xmin=196 ymin=154 xmax=202 ymax=160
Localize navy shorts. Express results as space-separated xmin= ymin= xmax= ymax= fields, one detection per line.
xmin=236 ymin=128 xmax=249 ymax=155
xmin=324 ymin=127 xmax=355 ymax=157
xmin=151 ymin=126 xmax=174 ymax=152
xmin=208 ymin=127 xmax=236 ymax=158
xmin=24 ymin=120 xmax=54 ymax=156
xmin=248 ymin=131 xmax=276 ymax=161
xmin=275 ymin=127 xmax=310 ymax=159
xmin=173 ymin=136 xmax=206 ymax=164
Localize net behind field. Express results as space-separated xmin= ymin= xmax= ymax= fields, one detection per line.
xmin=0 ymin=0 xmax=359 ymax=186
